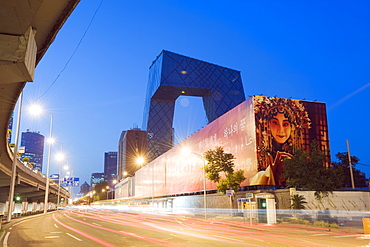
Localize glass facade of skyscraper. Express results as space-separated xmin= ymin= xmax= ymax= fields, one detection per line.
xmin=142 ymin=50 xmax=245 ymax=161
xmin=20 ymin=130 xmax=44 ymax=171
xmin=104 ymin=151 xmax=117 ymax=186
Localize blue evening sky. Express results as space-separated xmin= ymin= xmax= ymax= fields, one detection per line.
xmin=15 ymin=1 xmax=370 ymax=188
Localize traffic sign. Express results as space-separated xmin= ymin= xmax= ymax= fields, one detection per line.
xmin=226 ymin=190 xmax=234 ymax=196
xmin=246 ymin=193 xmax=254 ymax=199
xmin=60 ymin=177 xmax=79 ymax=187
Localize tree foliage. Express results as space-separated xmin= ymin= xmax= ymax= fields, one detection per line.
xmin=204 ymin=146 xmax=246 ymax=194
xmin=291 ymin=194 xmax=307 ymax=210
xmin=94 ymin=181 xmax=109 ymax=200
xmin=331 ymin=152 xmax=367 ymax=188
xmin=283 ymin=140 xmax=343 ymax=199
xmin=22 ymin=157 xmax=30 ymax=163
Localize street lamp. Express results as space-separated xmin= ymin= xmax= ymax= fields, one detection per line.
xmin=111 ymin=180 xmax=117 ymax=199
xmin=7 ymin=91 xmax=24 ymax=223
xmin=137 ymin=156 xmax=145 ymax=167
xmin=59 ymin=165 xmax=69 ymax=207
xmin=54 ymin=148 xmax=65 ymax=209
xmin=123 ymin=171 xmax=133 ymax=177
xmin=28 ymin=104 xmax=53 ymax=214
xmin=182 ymin=147 xmax=208 ymax=219
xmin=102 ymin=187 xmax=109 ymax=200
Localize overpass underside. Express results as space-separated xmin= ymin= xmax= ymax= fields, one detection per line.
xmin=0 ymin=0 xmax=79 ymax=204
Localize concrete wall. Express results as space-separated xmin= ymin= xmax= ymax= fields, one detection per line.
xmin=170 ymin=189 xmax=370 ymax=212
xmin=290 ymin=188 xmax=370 ymax=212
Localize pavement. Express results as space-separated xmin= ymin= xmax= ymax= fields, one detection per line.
xmin=0 ymin=212 xmax=366 ymax=246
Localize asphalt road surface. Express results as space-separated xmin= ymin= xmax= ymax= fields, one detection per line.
xmin=1 ymin=208 xmax=369 ymax=246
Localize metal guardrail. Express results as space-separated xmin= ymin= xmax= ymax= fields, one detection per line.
xmin=0 ymin=202 xmax=58 ymax=219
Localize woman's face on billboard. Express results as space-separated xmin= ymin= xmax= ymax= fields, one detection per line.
xmin=269 ymin=113 xmax=291 ymax=144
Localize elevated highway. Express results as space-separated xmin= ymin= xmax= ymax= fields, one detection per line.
xmin=0 ymin=1 xmax=80 ymax=203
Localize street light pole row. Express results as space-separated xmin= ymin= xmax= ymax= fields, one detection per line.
xmin=7 ymin=92 xmax=24 ymax=223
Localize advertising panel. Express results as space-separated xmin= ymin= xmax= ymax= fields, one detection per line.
xmin=134 ymin=96 xmax=330 ymax=198
xmin=135 ymin=97 xmax=257 ymax=197
xmin=251 ymin=96 xmax=330 ymax=186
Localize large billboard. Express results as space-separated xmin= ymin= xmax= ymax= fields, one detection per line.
xmin=251 ymin=96 xmax=329 ymax=186
xmin=134 ymin=96 xmax=330 ymax=198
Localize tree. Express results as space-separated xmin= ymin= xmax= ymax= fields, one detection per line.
xmin=283 ymin=140 xmax=343 ymax=199
xmin=22 ymin=157 xmax=30 ymax=163
xmin=94 ymin=181 xmax=109 ymax=200
xmin=204 ymin=146 xmax=246 ymax=194
xmin=332 ymin=152 xmax=367 ymax=188
xmin=291 ymin=194 xmax=307 ymax=210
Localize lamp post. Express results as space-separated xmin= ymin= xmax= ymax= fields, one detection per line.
xmin=28 ymin=104 xmax=53 ymax=214
xmin=346 ymin=139 xmax=355 ymax=189
xmin=182 ymin=147 xmax=207 ymax=219
xmin=54 ymin=148 xmax=65 ymax=209
xmin=7 ymin=92 xmax=23 ymax=223
xmin=102 ymin=187 xmax=109 ymax=200
xmin=112 ymin=179 xmax=117 ymax=199
xmin=44 ymin=114 xmax=53 ymax=213
xmin=58 ymin=165 xmax=68 ymax=207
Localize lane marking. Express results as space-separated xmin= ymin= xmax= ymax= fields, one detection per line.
xmin=54 ymin=224 xmax=59 ymax=228
xmin=52 ymin=214 xmax=115 ymax=247
xmin=45 ymin=236 xmax=60 ymax=239
xmin=333 ymin=235 xmax=361 ymax=238
xmin=66 ymin=233 xmax=83 ymax=241
xmin=13 ymin=221 xmax=26 ymax=227
xmin=213 ymin=234 xmax=240 ymax=242
xmin=3 ymin=232 xmax=10 ymax=247
xmin=126 ymin=231 xmax=145 ymax=239
xmin=92 ymin=223 xmax=102 ymax=226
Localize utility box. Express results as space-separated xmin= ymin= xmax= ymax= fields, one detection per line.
xmin=256 ymin=193 xmax=276 ymax=224
xmin=363 ymin=218 xmax=370 ymax=234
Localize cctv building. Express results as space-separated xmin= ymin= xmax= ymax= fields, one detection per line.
xmin=142 ymin=50 xmax=246 ymax=161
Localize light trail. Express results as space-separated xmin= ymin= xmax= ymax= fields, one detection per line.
xmin=52 ymin=213 xmax=116 ymax=247
xmin=68 ymin=208 xmax=315 ymax=246
xmin=61 ymin=212 xmax=178 ymax=247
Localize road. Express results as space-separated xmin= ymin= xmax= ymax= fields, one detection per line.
xmin=1 ymin=208 xmax=369 ymax=246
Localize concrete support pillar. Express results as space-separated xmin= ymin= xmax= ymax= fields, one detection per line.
xmin=0 ymin=26 xmax=37 ymax=83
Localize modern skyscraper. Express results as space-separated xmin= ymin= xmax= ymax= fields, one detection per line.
xmin=104 ymin=151 xmax=117 ymax=186
xmin=80 ymin=181 xmax=90 ymax=195
xmin=90 ymin=173 xmax=104 ymax=188
xmin=20 ymin=129 xmax=44 ymax=171
xmin=7 ymin=112 xmax=13 ymax=143
xmin=118 ymin=128 xmax=147 ymax=181
xmin=142 ymin=50 xmax=245 ymax=161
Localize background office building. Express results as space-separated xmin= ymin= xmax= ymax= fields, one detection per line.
xmin=104 ymin=151 xmax=117 ymax=187
xmin=90 ymin=173 xmax=104 ymax=188
xmin=7 ymin=112 xmax=13 ymax=143
xmin=118 ymin=128 xmax=147 ymax=181
xmin=80 ymin=181 xmax=91 ymax=195
xmin=20 ymin=129 xmax=44 ymax=171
